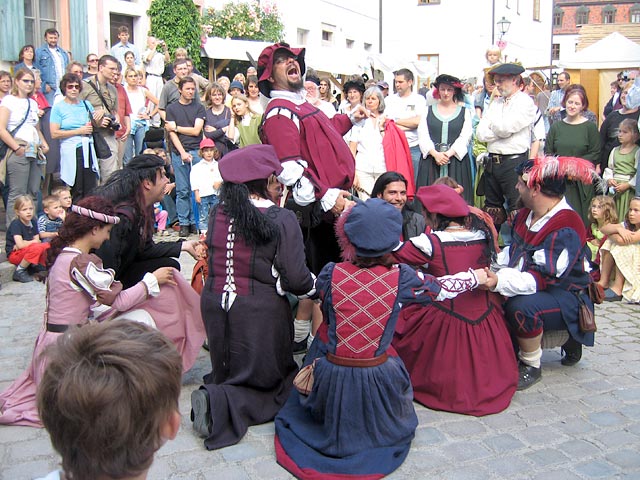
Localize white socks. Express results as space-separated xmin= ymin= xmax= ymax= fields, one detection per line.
xmin=294 ymin=318 xmax=310 ymax=343
xmin=519 ymin=347 xmax=542 ymax=368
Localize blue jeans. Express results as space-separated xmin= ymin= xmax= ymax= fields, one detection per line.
xmin=198 ymin=194 xmax=218 ymax=232
xmin=171 ymin=150 xmax=201 ymax=226
xmin=161 ymin=193 xmax=177 ymax=225
xmin=124 ymin=124 xmax=147 ymax=166
xmin=409 ymin=145 xmax=422 ymax=183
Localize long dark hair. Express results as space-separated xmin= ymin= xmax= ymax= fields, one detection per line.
xmin=94 ymin=156 xmax=163 ymax=244
xmin=219 ymin=179 xmax=278 ymax=245
xmin=46 ymin=196 xmax=116 ymax=270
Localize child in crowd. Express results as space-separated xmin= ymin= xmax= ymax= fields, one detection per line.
xmin=6 ymin=195 xmax=49 ymax=283
xmin=190 ymin=138 xmax=222 ymax=237
xmin=35 ymin=320 xmax=182 ymax=480
xmin=587 ymin=196 xmax=618 ymax=274
xmin=274 ymin=199 xmax=487 ymax=479
xmin=603 ymin=118 xmax=640 ymax=220
xmin=37 ymin=195 xmax=64 ymax=242
xmin=154 ymin=201 xmax=169 ymax=236
xmin=51 ymin=185 xmax=72 ymax=221
xmin=599 ymin=196 xmax=640 ymax=302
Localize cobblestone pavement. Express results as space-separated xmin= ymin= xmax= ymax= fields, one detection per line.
xmin=1 ymin=250 xmax=639 ymax=479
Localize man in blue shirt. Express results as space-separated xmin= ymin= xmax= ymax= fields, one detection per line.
xmin=35 ymin=28 xmax=70 ymax=105
xmin=109 ymin=26 xmax=140 ymax=70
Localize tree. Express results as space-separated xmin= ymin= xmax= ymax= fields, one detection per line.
xmin=147 ymin=0 xmax=204 ymax=70
xmin=202 ymin=1 xmax=284 ymax=42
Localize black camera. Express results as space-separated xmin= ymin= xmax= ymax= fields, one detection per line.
xmin=104 ymin=114 xmax=121 ymax=131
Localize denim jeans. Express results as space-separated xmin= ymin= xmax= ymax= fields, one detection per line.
xmin=409 ymin=145 xmax=422 ymax=183
xmin=171 ymin=150 xmax=201 ymax=226
xmin=198 ymin=194 xmax=218 ymax=232
xmin=124 ymin=124 xmax=147 ymax=166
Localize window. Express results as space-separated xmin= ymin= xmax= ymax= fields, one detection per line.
xmin=24 ymin=0 xmax=58 ymax=47
xmin=110 ymin=14 xmax=135 ymax=48
xmin=364 ymin=43 xmax=373 ymax=52
xmin=576 ymin=6 xmax=589 ymax=25
xmin=552 ymin=43 xmax=560 ymax=61
xmin=533 ymin=0 xmax=540 ymax=21
xmin=553 ymin=7 xmax=564 ymax=28
xmin=418 ymin=0 xmax=440 ymax=4
xmin=321 ymin=30 xmax=333 ymax=44
xmin=630 ymin=4 xmax=640 ymax=23
xmin=345 ymin=39 xmax=354 ymax=49
xmin=602 ymin=5 xmax=616 ymax=24
xmin=297 ymin=28 xmax=308 ymax=46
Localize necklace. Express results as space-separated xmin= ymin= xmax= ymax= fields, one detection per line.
xmin=445 ymin=225 xmax=466 ymax=230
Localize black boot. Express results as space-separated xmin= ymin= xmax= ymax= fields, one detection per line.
xmin=517 ymin=361 xmax=542 ymax=390
xmin=561 ymin=337 xmax=582 ymax=366
xmin=178 ymin=225 xmax=190 ymax=238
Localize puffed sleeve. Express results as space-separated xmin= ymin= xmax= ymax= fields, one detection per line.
xmin=397 ymin=263 xmax=479 ymax=305
xmin=273 ymin=208 xmax=316 ymax=297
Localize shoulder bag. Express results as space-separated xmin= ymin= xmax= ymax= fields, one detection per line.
xmin=83 ymin=101 xmax=111 ymax=159
xmin=0 ymin=99 xmax=32 ymax=159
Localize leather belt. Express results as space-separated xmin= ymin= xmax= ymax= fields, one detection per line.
xmin=326 ymin=352 xmax=388 ymax=367
xmin=147 ymin=73 xmax=162 ymax=77
xmin=46 ymin=323 xmax=69 ymax=333
xmin=488 ymin=152 xmax=527 ymax=164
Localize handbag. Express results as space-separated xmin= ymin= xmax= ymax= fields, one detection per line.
xmin=577 ymin=292 xmax=597 ymax=333
xmin=293 ymin=359 xmax=317 ymax=396
xmin=587 ymin=282 xmax=605 ymax=305
xmin=0 ymin=99 xmax=32 ymax=159
xmin=83 ymin=101 xmax=111 ymax=159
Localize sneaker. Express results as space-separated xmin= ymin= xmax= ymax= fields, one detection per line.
xmin=27 ymin=264 xmax=46 ymax=274
xmin=561 ymin=337 xmax=582 ymax=366
xmin=13 ymin=269 xmax=34 ymax=283
xmin=517 ymin=361 xmax=541 ymax=391
xmin=293 ymin=335 xmax=309 ymax=355
xmin=191 ymin=388 xmax=212 ymax=437
xmin=178 ymin=225 xmax=190 ymax=238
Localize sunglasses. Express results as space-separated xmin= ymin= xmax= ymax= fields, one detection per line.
xmin=21 ymin=79 xmax=35 ymax=84
xmin=66 ymin=84 xmax=80 ymax=90
xmin=88 ymin=58 xmax=99 ymax=62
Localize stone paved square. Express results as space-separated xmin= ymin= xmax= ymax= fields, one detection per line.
xmin=0 ymin=253 xmax=639 ymax=479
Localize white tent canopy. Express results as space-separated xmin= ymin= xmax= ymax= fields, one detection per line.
xmin=558 ymin=32 xmax=640 ymax=70
xmin=201 ymin=37 xmax=436 ymax=79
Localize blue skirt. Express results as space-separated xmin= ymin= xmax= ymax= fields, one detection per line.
xmin=275 ymin=346 xmax=417 ymax=479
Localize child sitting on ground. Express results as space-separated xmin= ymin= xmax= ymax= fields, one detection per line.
xmin=599 ymin=196 xmax=640 ymax=302
xmin=6 ymin=195 xmax=50 ymax=283
xmin=190 ymin=138 xmax=222 ymax=237
xmin=51 ymin=185 xmax=72 ymax=221
xmin=37 ymin=195 xmax=64 ymax=242
xmin=587 ymin=196 xmax=618 ymax=279
xmin=35 ymin=320 xmax=182 ymax=480
xmin=154 ymin=201 xmax=169 ymax=236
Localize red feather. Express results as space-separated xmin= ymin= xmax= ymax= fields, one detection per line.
xmin=526 ymin=155 xmax=595 ymax=187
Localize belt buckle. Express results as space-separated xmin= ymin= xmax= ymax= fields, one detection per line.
xmin=492 ymin=154 xmax=502 ymax=164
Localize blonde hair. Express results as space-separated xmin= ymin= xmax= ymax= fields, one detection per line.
xmin=231 ymin=94 xmax=257 ymax=122
xmin=11 ymin=68 xmax=35 ymax=96
xmin=588 ymin=195 xmax=618 ymax=226
xmin=13 ymin=194 xmax=34 ymax=213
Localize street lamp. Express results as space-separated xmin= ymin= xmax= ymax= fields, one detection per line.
xmin=497 ymin=16 xmax=511 ymax=40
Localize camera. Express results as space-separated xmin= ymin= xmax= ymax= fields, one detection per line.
xmin=104 ymin=114 xmax=121 ymax=131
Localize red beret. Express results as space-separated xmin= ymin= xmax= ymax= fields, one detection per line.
xmin=416 ymin=185 xmax=469 ymax=218
xmin=218 ymin=144 xmax=283 ymax=184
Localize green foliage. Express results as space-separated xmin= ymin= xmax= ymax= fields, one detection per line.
xmin=202 ymin=1 xmax=284 ymax=42
xmin=147 ymin=0 xmax=204 ymax=69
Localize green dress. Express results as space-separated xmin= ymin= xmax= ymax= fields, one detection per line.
xmin=545 ymin=119 xmax=601 ymax=227
xmin=605 ymin=145 xmax=640 ymax=221
xmin=237 ymin=114 xmax=263 ymax=147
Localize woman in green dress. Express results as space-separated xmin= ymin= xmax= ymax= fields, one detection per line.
xmin=545 ymin=85 xmax=600 ymax=227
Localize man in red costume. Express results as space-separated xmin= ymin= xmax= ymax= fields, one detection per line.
xmin=258 ymin=43 xmax=366 ymax=351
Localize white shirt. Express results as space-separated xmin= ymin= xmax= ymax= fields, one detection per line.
xmin=190 ymin=159 xmax=222 ymax=197
xmin=0 ymin=95 xmax=40 ymax=143
xmin=492 ymin=197 xmax=576 ymax=297
xmin=350 ymin=117 xmax=386 ymax=174
xmin=384 ymin=92 xmax=427 ymax=147
xmin=476 ymin=90 xmax=537 ymax=155
xmin=143 ymin=49 xmax=165 ymax=76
